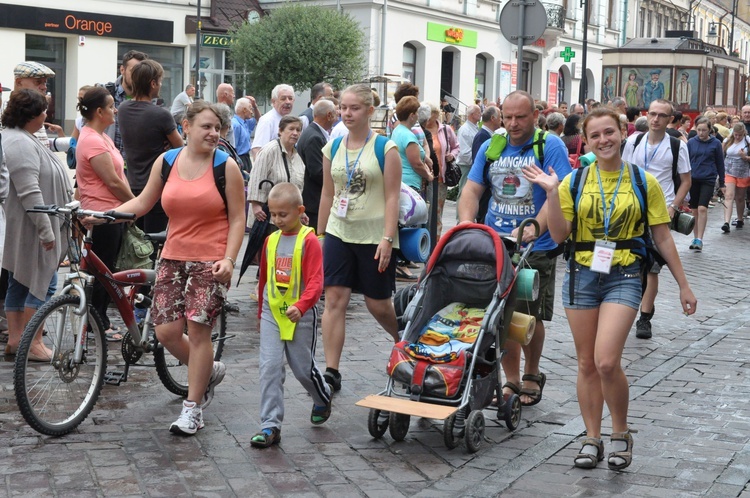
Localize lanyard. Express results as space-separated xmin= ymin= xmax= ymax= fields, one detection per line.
xmin=345 ymin=131 xmax=371 ymax=189
xmin=643 ymin=134 xmax=663 ymax=171
xmin=596 ymin=163 xmax=625 ymax=239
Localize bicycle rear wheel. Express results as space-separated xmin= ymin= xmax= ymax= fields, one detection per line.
xmin=154 ymin=305 xmax=227 ymax=397
xmin=14 ymin=294 xmax=107 ymax=436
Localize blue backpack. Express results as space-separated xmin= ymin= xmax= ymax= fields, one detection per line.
xmin=566 ymin=161 xmax=663 ymax=305
xmin=161 ymin=147 xmax=230 ymax=209
xmin=330 ymin=134 xmax=389 ymax=172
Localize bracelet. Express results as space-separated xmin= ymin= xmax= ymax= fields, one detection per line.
xmin=224 ymin=256 xmax=236 ymax=268
xmin=669 ymin=205 xmax=679 ymax=211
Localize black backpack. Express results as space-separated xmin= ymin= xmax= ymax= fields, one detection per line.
xmin=632 ymin=133 xmax=682 ymax=191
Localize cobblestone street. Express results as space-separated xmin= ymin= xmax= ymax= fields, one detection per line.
xmin=1 ymin=201 xmax=749 ymax=497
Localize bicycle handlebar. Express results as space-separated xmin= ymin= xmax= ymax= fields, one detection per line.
xmin=29 ymin=203 xmax=136 ymax=222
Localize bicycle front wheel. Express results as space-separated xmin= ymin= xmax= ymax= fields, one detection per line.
xmin=14 ymin=294 xmax=107 ymax=436
xmin=154 ymin=305 xmax=227 ymax=397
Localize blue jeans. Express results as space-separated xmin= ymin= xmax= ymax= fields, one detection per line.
xmin=5 ymin=271 xmax=57 ymax=311
xmin=562 ymin=261 xmax=642 ymax=311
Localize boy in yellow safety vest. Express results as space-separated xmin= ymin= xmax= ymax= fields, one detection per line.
xmin=250 ymin=183 xmax=331 ymax=449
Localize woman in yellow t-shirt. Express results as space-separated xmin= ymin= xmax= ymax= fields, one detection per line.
xmin=523 ymin=108 xmax=697 ymax=471
xmin=316 ymin=84 xmax=402 ymax=393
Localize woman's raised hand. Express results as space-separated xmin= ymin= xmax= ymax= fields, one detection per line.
xmin=522 ymin=164 xmax=559 ymax=193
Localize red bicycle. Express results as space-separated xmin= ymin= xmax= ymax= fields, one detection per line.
xmin=13 ymin=201 xmax=227 ymax=436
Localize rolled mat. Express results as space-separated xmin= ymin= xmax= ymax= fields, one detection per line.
xmin=508 ymin=311 xmax=536 ymax=345
xmin=515 ymin=268 xmax=539 ymax=302
xmin=579 ymin=152 xmax=597 ymax=168
xmin=399 ymin=227 xmax=431 ymax=263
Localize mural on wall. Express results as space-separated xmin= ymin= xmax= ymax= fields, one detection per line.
xmin=674 ymin=68 xmax=700 ymax=110
xmin=602 ymin=67 xmax=617 ymax=103
xmin=620 ymin=67 xmax=673 ymax=109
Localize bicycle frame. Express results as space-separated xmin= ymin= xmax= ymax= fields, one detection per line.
xmin=60 ymin=222 xmax=156 ymax=365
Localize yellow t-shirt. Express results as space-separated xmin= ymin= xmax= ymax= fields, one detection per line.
xmin=559 ymin=163 xmax=671 ymax=267
xmin=322 ymin=137 xmax=400 ymax=246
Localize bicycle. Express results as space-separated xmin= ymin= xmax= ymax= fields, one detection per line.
xmin=13 ymin=201 xmax=228 ymax=436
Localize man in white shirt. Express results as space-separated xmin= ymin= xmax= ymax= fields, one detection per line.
xmin=456 ymin=104 xmax=480 ymax=197
xmin=251 ymin=84 xmax=295 ymax=159
xmin=170 ymin=84 xmax=194 ymax=124
xmin=622 ymin=99 xmax=692 ymax=339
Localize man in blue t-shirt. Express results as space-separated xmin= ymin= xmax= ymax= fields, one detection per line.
xmin=458 ymin=90 xmax=571 ymax=408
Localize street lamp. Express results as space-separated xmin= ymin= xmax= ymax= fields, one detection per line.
xmin=195 ymin=0 xmax=202 ymax=99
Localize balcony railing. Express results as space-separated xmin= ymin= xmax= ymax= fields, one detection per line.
xmin=544 ymin=3 xmax=565 ymax=31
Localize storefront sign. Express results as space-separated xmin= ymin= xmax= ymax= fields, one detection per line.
xmin=426 ymin=22 xmax=477 ymax=48
xmin=547 ymin=71 xmax=558 ymax=106
xmin=500 ymin=62 xmax=513 ymax=100
xmin=0 ymin=3 xmax=173 ymax=43
xmin=201 ymin=33 xmax=233 ymax=48
xmin=511 ymin=63 xmax=518 ymax=87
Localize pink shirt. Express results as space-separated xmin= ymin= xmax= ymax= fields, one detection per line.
xmin=75 ymin=126 xmax=126 ymax=211
xmin=161 ymin=151 xmax=229 ymax=261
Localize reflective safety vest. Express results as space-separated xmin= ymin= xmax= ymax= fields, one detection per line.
xmin=265 ymin=226 xmax=313 ymax=340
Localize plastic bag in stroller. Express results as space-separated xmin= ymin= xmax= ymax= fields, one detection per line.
xmin=357 ymin=220 xmax=540 ymax=453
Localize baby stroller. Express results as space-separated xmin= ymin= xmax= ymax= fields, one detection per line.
xmin=357 ymin=220 xmax=540 ymax=453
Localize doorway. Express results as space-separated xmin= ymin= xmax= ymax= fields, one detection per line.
xmin=441 ymin=50 xmax=454 ymax=98
xmin=26 ymin=35 xmax=66 ymax=127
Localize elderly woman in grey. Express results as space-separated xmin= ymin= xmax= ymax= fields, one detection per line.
xmin=2 ymin=89 xmax=72 ymax=359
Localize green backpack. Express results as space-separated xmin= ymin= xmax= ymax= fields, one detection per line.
xmin=477 ymin=129 xmax=547 ymax=223
xmin=115 ymin=224 xmax=154 ymax=271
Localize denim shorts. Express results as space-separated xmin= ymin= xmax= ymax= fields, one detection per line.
xmin=562 ymin=261 xmax=642 ymax=310
xmin=5 ymin=271 xmax=57 ymax=312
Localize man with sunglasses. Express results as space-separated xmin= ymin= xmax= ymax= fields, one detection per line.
xmin=622 ymin=99 xmax=692 ymax=339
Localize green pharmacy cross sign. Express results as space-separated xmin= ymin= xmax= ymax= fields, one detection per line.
xmin=561 ymin=47 xmax=575 ymax=62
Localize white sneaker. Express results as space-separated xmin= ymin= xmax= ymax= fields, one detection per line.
xmin=169 ymin=401 xmax=204 ymax=435
xmin=201 ymin=361 xmax=226 ymax=410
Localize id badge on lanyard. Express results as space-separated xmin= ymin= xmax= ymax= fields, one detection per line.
xmin=591 ymin=240 xmax=616 ymax=274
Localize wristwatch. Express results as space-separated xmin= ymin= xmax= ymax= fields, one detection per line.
xmin=382 ymin=236 xmax=394 ymax=244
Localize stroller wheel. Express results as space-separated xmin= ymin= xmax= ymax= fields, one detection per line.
xmin=503 ymin=394 xmax=522 ymax=431
xmin=367 ymin=409 xmax=389 ymax=439
xmin=388 ymin=412 xmax=410 ymax=442
xmin=443 ymin=413 xmax=461 ymax=450
xmin=465 ymin=410 xmax=485 ymax=453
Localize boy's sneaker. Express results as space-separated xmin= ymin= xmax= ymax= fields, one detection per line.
xmin=169 ymin=401 xmax=204 ymax=435
xmin=311 ymin=401 xmax=332 ymax=425
xmin=201 ymin=361 xmax=226 ymax=410
xmin=722 ymin=222 xmax=731 ymax=233
xmin=324 ymin=370 xmax=342 ymax=392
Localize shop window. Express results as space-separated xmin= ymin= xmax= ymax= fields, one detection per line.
xmin=475 ymin=55 xmax=487 ymax=100
xmin=403 ymin=43 xmax=416 ymax=84
xmin=715 ymin=67 xmax=725 ymax=105
xmin=557 ymin=69 xmax=566 ymax=104
xmin=728 ymin=68 xmax=736 ymax=106
xmin=26 ymin=35 xmax=65 ymax=126
xmin=119 ymin=43 xmax=184 ymax=108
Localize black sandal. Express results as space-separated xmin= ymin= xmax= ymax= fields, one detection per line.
xmin=250 ymin=427 xmax=281 ymax=448
xmin=608 ymin=428 xmax=637 ymax=470
xmin=520 ymin=372 xmax=546 ymax=406
xmin=574 ymin=437 xmax=604 ymax=469
xmin=490 ymin=382 xmax=521 ymax=407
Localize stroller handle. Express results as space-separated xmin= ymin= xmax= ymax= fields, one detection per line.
xmin=516 ymin=218 xmax=540 ymax=247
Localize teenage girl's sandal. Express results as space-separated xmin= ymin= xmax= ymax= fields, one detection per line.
xmin=520 ymin=372 xmax=546 ymax=406
xmin=574 ymin=437 xmax=604 ymax=469
xmin=250 ymin=427 xmax=281 ymax=448
xmin=608 ymin=428 xmax=637 ymax=471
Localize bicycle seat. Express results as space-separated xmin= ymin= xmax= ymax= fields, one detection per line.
xmin=145 ymin=231 xmax=167 ymax=244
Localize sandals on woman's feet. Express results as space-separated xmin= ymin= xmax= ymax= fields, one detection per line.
xmin=574 ymin=437 xmax=604 ymax=469
xmin=250 ymin=427 xmax=281 ymax=448
xmin=520 ymin=372 xmax=546 ymax=406
xmin=608 ymin=429 xmax=636 ymax=470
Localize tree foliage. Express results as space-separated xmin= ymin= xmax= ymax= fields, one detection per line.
xmin=230 ymin=4 xmax=367 ymax=99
